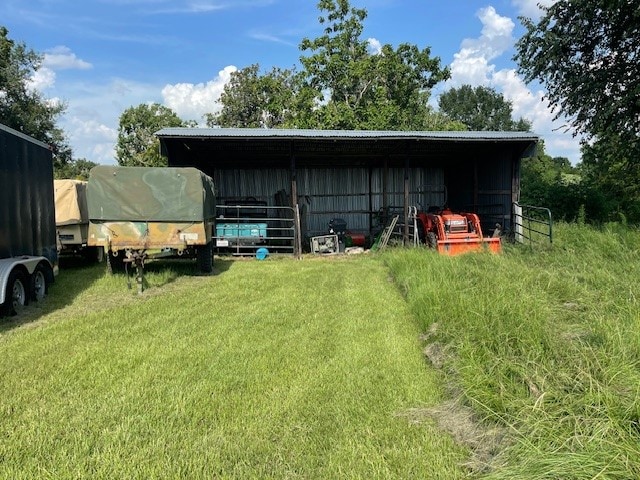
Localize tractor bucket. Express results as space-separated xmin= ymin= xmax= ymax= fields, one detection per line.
xmin=436 ymin=236 xmax=501 ymax=256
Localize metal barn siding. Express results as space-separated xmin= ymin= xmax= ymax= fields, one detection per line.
xmin=0 ymin=124 xmax=57 ymax=263
xmin=289 ymin=166 xmax=445 ymax=235
xmin=475 ymin=152 xmax=515 ymax=232
xmin=157 ymin=128 xmax=538 ymax=243
xmin=213 ymin=168 xmax=291 ymax=202
xmin=297 ymin=167 xmax=370 ymax=233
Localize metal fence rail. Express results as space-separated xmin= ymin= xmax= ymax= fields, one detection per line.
xmin=513 ymin=202 xmax=553 ymax=245
xmin=214 ymin=204 xmax=300 ymax=258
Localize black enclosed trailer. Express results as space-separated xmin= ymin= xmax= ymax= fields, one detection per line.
xmin=0 ymin=124 xmax=58 ymax=316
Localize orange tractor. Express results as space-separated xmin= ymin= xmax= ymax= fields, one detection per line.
xmin=416 ymin=208 xmax=501 ymax=255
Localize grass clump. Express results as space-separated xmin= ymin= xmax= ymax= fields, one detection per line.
xmin=383 ymin=222 xmax=640 ymax=478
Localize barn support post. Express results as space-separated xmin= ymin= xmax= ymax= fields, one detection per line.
xmin=383 ymin=157 xmax=389 ymax=220
xmin=368 ymin=165 xmax=373 ymax=236
xmin=289 ymin=144 xmax=301 ymax=258
xmin=403 ymin=151 xmax=410 ymax=245
xmin=511 ymin=154 xmax=522 ymax=233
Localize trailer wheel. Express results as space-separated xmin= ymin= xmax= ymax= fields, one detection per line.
xmin=107 ymin=251 xmax=124 ymax=274
xmin=30 ymin=264 xmax=50 ymax=302
xmin=2 ymin=270 xmax=28 ymax=316
xmin=196 ymin=242 xmax=213 ymax=273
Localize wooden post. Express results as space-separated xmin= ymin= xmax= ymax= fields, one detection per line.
xmin=290 ymin=144 xmax=300 ymax=257
xmin=404 ymin=153 xmax=410 ymax=245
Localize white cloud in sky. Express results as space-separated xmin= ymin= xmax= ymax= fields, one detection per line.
xmin=27 ymin=67 xmax=57 ymax=92
xmin=367 ymin=37 xmax=382 ymax=55
xmin=445 ymin=5 xmax=581 ymax=162
xmin=511 ymin=0 xmax=555 ymax=20
xmin=449 ymin=6 xmax=514 ymax=85
xmin=43 ymin=46 xmax=93 ymax=70
xmin=162 ymin=65 xmax=237 ymax=122
xmin=27 ymin=46 xmax=92 ymax=92
xmin=66 ymin=117 xmax=118 ymax=162
xmin=59 ymin=78 xmax=165 ymax=164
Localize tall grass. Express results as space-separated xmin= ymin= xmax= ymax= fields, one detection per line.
xmin=384 ymin=222 xmax=640 ymax=478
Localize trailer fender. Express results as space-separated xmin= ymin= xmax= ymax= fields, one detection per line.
xmin=0 ymin=257 xmax=56 ymax=305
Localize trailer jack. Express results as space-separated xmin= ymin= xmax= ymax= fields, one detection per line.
xmin=124 ymin=251 xmax=147 ymax=294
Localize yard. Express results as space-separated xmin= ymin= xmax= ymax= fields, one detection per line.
xmin=1 ymin=222 xmax=639 ymax=479
xmin=0 ymin=256 xmax=467 ymax=479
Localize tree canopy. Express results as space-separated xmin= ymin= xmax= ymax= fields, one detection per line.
xmin=516 ymin=0 xmax=640 ymax=223
xmin=515 ymin=0 xmax=640 ymax=154
xmin=116 ymin=103 xmax=191 ymax=167
xmin=206 ymin=64 xmax=297 ymax=128
xmin=210 ymin=0 xmax=460 ymax=131
xmin=54 ymin=158 xmax=98 ymax=181
xmin=0 ymin=26 xmax=71 ymax=170
xmin=297 ymin=0 xmax=454 ymax=130
xmin=438 ymin=85 xmax=532 ymax=131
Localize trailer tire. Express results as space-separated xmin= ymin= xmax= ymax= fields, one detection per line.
xmin=2 ymin=270 xmax=28 ymax=316
xmin=107 ymin=251 xmax=124 ymax=274
xmin=196 ymin=242 xmax=213 ymax=273
xmin=30 ymin=264 xmax=50 ymax=302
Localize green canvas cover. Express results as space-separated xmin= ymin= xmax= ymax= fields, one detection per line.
xmin=87 ymin=166 xmax=216 ymax=222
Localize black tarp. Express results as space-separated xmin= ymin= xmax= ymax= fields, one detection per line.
xmin=0 ymin=124 xmax=57 ymax=264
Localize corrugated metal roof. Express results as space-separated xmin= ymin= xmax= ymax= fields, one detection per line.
xmin=156 ymin=127 xmax=538 ymax=142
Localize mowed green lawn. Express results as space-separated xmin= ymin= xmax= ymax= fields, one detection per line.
xmin=0 ymin=256 xmax=466 ymax=479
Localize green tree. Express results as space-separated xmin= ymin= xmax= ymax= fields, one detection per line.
xmin=515 ymin=1 xmax=640 ymax=161
xmin=516 ymin=1 xmax=640 ymax=223
xmin=297 ymin=0 xmax=451 ymax=130
xmin=0 ymin=26 xmax=71 ymax=171
xmin=54 ymin=158 xmax=98 ymax=180
xmin=210 ymin=0 xmax=458 ymax=131
xmin=438 ymin=85 xmax=532 ymax=131
xmin=519 ymin=142 xmax=587 ymax=222
xmin=580 ymin=136 xmax=640 ymax=223
xmin=116 ymin=103 xmax=188 ymax=167
xmin=206 ymin=64 xmax=297 ymax=128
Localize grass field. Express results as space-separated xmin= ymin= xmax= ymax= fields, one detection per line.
xmin=0 ymin=256 xmax=467 ymax=479
xmin=1 ymin=222 xmax=639 ymax=479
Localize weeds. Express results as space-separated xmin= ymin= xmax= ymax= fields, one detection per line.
xmin=384 ymin=222 xmax=640 ymax=478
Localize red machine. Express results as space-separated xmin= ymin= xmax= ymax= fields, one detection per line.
xmin=416 ymin=208 xmax=501 ymax=255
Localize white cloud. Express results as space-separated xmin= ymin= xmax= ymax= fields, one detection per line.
xmin=56 ymin=78 xmax=164 ymax=164
xmin=443 ymin=5 xmax=582 ymax=163
xmin=367 ymin=37 xmax=382 ymax=55
xmin=27 ymin=67 xmax=57 ymax=92
xmin=27 ymin=46 xmax=92 ymax=93
xmin=162 ymin=65 xmax=237 ymax=122
xmin=43 ymin=46 xmax=93 ymax=70
xmin=449 ymin=6 xmax=514 ymax=87
xmin=511 ymin=0 xmax=555 ymax=20
xmin=66 ymin=117 xmax=118 ymax=162
xmin=249 ymin=32 xmax=297 ymax=47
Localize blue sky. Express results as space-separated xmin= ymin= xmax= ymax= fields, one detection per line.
xmin=1 ymin=0 xmax=581 ymax=165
